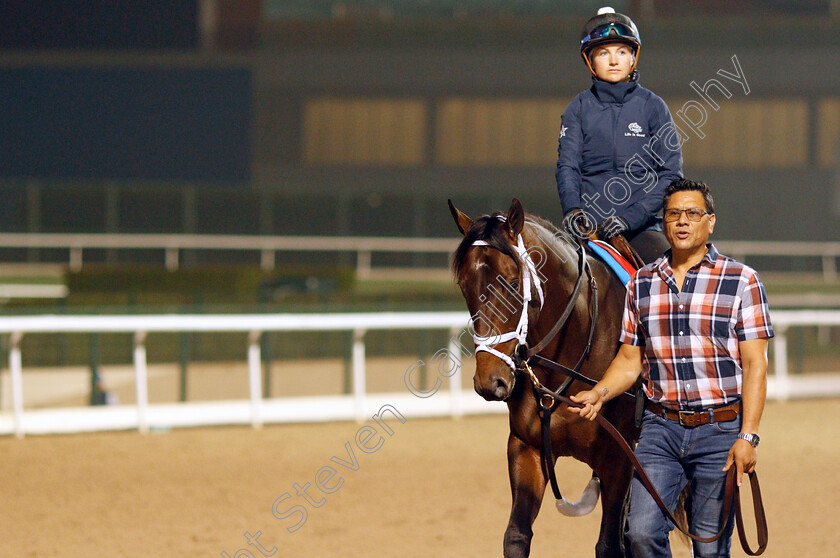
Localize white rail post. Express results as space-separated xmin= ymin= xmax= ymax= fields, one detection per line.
xmin=165 ymin=247 xmax=179 ymax=271
xmin=134 ymin=331 xmax=149 ymax=433
xmin=352 ymin=328 xmax=367 ymax=423
xmin=448 ymin=326 xmax=464 ymax=418
xmin=248 ymin=330 xmax=263 ymax=429
xmin=260 ymin=249 xmax=275 ymax=271
xmin=9 ymin=332 xmax=24 ymax=438
xmin=772 ymin=325 xmax=790 ymax=401
xmin=357 ymin=250 xmax=372 ymax=280
xmin=823 ymin=254 xmax=837 ymax=283
xmin=69 ymin=247 xmax=83 ymax=272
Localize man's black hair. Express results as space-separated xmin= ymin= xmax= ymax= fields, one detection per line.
xmin=663 ymin=178 xmax=715 ymax=214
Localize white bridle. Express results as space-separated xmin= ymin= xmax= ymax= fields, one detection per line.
xmin=471 ymin=229 xmax=544 ymax=372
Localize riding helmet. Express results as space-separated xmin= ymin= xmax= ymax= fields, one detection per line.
xmin=580 ymin=7 xmax=641 ymax=75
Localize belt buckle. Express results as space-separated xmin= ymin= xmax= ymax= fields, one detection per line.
xmin=678 ymin=410 xmax=697 ymax=426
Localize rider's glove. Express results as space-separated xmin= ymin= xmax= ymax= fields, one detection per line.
xmin=562 ymin=209 xmax=595 ymax=239
xmin=597 ymin=216 xmax=629 ymax=241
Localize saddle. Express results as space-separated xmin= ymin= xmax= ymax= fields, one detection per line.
xmin=609 ymin=234 xmax=645 ymax=269
xmin=587 ymin=235 xmax=643 ymax=286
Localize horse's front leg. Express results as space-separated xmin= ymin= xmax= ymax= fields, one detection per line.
xmin=503 ymin=433 xmax=547 ymax=558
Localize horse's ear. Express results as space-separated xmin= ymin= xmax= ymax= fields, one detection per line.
xmin=507 ymin=198 xmax=525 ymax=237
xmin=448 ymin=199 xmax=473 ymax=236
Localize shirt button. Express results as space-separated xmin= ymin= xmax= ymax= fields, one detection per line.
xmin=679 ymin=304 xmax=684 ymax=309
xmin=681 ymin=357 xmax=686 ymax=362
xmin=679 ymin=331 xmax=684 ymax=336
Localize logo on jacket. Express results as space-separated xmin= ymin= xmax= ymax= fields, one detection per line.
xmin=625 ymin=122 xmax=646 ymax=138
xmin=559 ymin=125 xmax=568 ymax=139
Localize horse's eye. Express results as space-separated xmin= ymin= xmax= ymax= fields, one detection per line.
xmin=509 ymin=279 xmax=520 ymax=290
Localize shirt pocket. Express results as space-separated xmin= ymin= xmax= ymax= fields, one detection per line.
xmin=688 ymin=313 xmax=735 ymax=359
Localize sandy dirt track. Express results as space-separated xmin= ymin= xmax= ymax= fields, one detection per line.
xmin=1 ymin=398 xmax=838 ymax=558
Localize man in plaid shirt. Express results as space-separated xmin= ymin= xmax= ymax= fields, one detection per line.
xmin=569 ymin=178 xmax=773 ymax=558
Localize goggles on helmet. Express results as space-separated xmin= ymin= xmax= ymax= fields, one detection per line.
xmin=580 ymin=22 xmax=639 ymax=49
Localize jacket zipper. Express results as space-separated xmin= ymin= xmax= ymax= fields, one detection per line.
xmin=612 ymin=104 xmax=620 ymax=176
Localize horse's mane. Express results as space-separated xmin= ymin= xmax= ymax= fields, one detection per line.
xmin=451 ymin=211 xmax=572 ymax=279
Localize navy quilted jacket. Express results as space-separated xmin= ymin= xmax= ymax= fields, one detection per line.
xmin=556 ymin=76 xmax=683 ymax=232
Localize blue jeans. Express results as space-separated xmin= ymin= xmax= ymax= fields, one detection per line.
xmin=626 ymin=409 xmax=740 ymax=558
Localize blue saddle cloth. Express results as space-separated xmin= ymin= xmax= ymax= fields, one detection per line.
xmin=587 ymin=240 xmax=633 ymax=287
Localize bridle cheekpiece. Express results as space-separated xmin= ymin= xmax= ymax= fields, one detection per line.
xmin=470 ymin=220 xmax=544 ymax=374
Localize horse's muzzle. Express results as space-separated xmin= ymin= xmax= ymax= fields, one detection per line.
xmin=474 ymin=368 xmax=515 ymax=401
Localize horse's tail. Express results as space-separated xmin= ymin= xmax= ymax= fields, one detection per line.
xmin=554 ymin=473 xmax=600 ymax=517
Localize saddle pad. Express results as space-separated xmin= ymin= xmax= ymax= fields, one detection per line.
xmin=588 ymin=239 xmax=636 ymax=287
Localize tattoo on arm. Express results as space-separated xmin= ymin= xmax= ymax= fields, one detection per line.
xmin=600 ymin=387 xmax=609 ymax=398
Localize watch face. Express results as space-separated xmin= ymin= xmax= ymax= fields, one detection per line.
xmin=739 ymin=433 xmax=759 ymax=446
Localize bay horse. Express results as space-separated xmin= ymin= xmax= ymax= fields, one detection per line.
xmin=449 ymin=198 xmax=639 ymax=558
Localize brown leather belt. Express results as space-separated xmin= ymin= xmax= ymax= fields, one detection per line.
xmin=646 ymin=400 xmax=741 ymax=427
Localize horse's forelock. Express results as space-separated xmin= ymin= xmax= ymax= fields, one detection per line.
xmin=451 ymin=213 xmax=519 ymax=279
xmin=450 ymin=210 xmax=579 ymax=281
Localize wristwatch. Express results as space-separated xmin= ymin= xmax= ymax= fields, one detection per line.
xmin=737 ymin=432 xmax=760 ymax=447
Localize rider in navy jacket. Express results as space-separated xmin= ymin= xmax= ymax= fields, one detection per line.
xmin=557 ymin=7 xmax=683 ymax=263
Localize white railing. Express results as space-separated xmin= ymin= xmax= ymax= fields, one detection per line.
xmin=0 ymin=233 xmax=456 ymax=278
xmin=718 ymin=241 xmax=840 ymax=282
xmin=0 ymin=233 xmax=838 ymax=280
xmin=0 ymin=312 xmax=475 ymax=438
xmin=0 ymin=310 xmax=837 ymax=437
xmin=767 ymin=311 xmax=840 ymax=400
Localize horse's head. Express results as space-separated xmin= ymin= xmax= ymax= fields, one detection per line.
xmin=449 ymin=198 xmax=541 ymax=401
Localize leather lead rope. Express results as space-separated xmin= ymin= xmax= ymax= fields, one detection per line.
xmin=736 ymin=471 xmax=769 ymax=555
xmin=539 ymin=388 xmax=768 ymax=555
xmin=528 ymin=355 xmax=637 ymax=399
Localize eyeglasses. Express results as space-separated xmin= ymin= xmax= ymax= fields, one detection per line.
xmin=663 ymin=208 xmax=711 ymax=222
xmin=581 ymin=23 xmax=638 ymax=46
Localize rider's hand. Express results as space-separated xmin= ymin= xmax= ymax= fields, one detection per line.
xmin=568 ymin=389 xmax=604 ymax=421
xmin=562 ymin=209 xmax=595 ymax=239
xmin=597 ymin=215 xmax=629 ymax=241
xmin=723 ymin=438 xmax=758 ymax=486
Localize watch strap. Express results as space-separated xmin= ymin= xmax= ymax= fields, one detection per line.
xmin=737 ymin=432 xmax=760 ymax=447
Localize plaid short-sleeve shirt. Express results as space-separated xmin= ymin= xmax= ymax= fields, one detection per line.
xmin=620 ymin=243 xmax=774 ymax=410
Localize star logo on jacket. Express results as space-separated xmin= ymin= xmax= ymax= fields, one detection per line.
xmin=559 ymin=125 xmax=568 ymax=139
xmin=625 ymin=122 xmax=646 ymax=137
